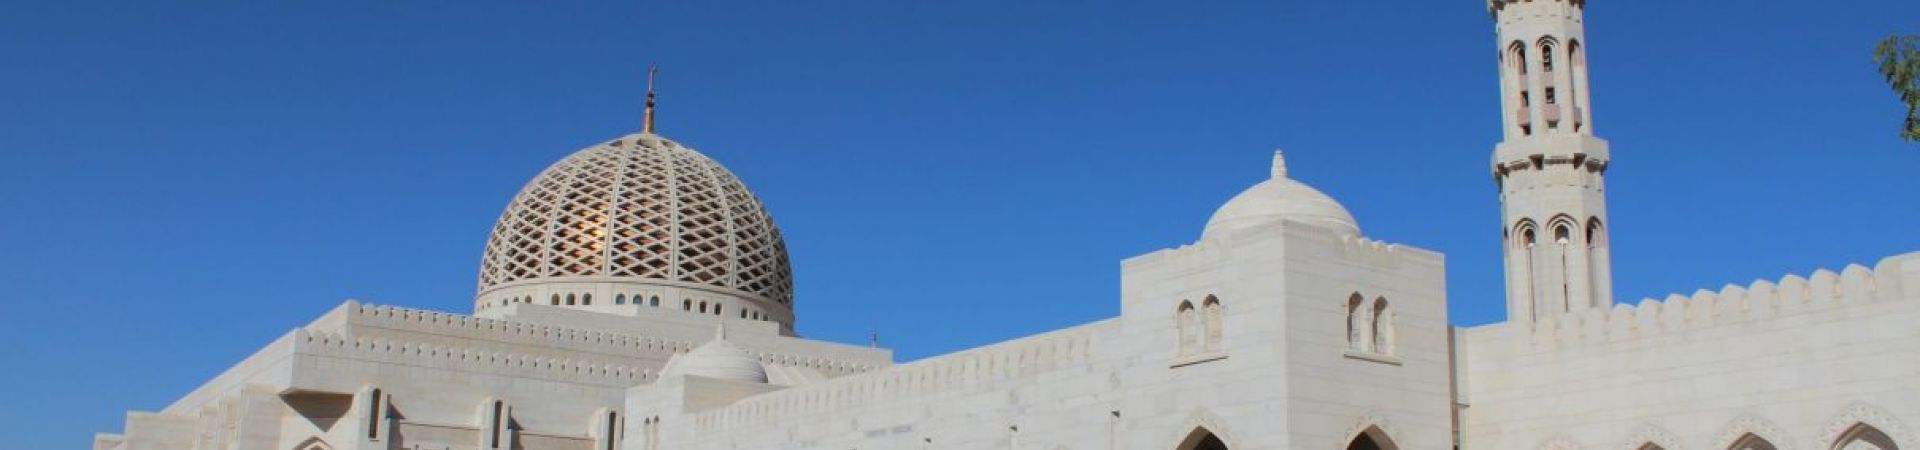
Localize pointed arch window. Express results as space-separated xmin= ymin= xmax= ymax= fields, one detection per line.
xmin=1347 ymin=293 xmax=1368 ymax=351
xmin=1176 ymin=300 xmax=1199 ymax=357
xmin=1508 ymin=41 xmax=1534 ymax=136
xmin=1202 ymin=296 xmax=1225 ymax=353
xmin=1371 ymin=297 xmax=1394 ymax=355
xmin=1345 ymin=292 xmax=1397 ymax=362
xmin=1174 ymin=295 xmax=1228 ymax=367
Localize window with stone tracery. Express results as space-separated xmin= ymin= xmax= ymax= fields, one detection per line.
xmin=1347 ymin=292 xmax=1394 ymax=357
xmin=1175 ymin=296 xmax=1226 ymax=363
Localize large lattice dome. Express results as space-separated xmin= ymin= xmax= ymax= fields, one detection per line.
xmin=474 ymin=132 xmax=794 ymax=328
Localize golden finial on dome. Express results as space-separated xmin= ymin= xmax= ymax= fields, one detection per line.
xmin=643 ymin=64 xmax=659 ymax=134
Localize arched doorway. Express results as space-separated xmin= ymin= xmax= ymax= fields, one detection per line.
xmin=1346 ymin=426 xmax=1400 ymax=450
xmin=1176 ymin=427 xmax=1230 ymax=450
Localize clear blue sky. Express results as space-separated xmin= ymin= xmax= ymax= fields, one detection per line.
xmin=2 ymin=1 xmax=1915 ymax=446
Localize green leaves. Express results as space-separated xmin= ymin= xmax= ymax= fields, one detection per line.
xmin=1873 ymin=34 xmax=1920 ymax=142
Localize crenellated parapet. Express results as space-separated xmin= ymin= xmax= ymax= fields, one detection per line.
xmin=1334 ymin=233 xmax=1436 ymax=269
xmin=1488 ymin=0 xmax=1585 ymax=17
xmin=292 ymin=328 xmax=653 ymax=386
xmin=337 ymin=302 xmax=881 ymax=377
xmin=345 ymin=301 xmax=697 ymax=354
xmin=682 ymin=320 xmax=1107 ymax=433
xmin=1523 ymin=252 xmax=1919 ymax=350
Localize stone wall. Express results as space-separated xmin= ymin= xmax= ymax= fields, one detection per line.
xmin=1460 ymin=252 xmax=1920 ymax=449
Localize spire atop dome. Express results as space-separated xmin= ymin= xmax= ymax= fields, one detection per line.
xmin=643 ymin=64 xmax=659 ymax=134
xmin=1271 ymin=149 xmax=1288 ymax=179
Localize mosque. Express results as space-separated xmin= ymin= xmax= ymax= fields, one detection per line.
xmin=93 ymin=1 xmax=1920 ymax=449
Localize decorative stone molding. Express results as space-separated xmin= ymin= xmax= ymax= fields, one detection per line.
xmin=1165 ymin=409 xmax=1240 ymax=450
xmin=1539 ymin=434 xmax=1584 ymax=450
xmin=1819 ymin=402 xmax=1914 ymax=450
xmin=1620 ymin=423 xmax=1684 ymax=450
xmin=1714 ymin=414 xmax=1792 ymax=450
xmin=293 ymin=436 xmax=332 ymax=450
xmin=1338 ymin=410 xmax=1403 ymax=449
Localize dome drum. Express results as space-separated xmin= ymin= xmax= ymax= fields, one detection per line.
xmin=474 ymin=277 xmax=793 ymax=326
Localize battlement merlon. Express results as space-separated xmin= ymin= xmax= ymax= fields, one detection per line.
xmin=1489 ymin=0 xmax=1585 ymax=17
xmin=1523 ymin=251 xmax=1920 ymax=349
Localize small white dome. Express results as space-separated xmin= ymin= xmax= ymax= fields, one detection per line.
xmin=1202 ymin=151 xmax=1359 ymax=239
xmin=662 ymin=326 xmax=767 ymax=383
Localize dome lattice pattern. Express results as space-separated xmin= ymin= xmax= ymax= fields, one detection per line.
xmin=476 ymin=134 xmax=793 ymax=306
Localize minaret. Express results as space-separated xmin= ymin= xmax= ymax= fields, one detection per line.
xmin=1489 ymin=0 xmax=1613 ymax=326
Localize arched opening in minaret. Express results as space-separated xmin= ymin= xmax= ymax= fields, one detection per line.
xmin=1175 ymin=427 xmax=1229 ymax=450
xmin=1585 ymin=217 xmax=1609 ymax=308
xmin=1507 ymin=41 xmax=1533 ymax=136
xmin=1514 ymin=219 xmax=1540 ymax=322
xmin=1568 ymin=39 xmax=1587 ymax=132
xmin=1833 ymin=423 xmax=1898 ymax=450
xmin=1538 ymin=36 xmax=1563 ymax=130
xmin=1552 ymin=220 xmax=1575 ymax=312
xmin=1345 ymin=426 xmax=1400 ymax=450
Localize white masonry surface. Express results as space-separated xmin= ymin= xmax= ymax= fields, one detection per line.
xmin=94 ymin=1 xmax=1919 ymax=449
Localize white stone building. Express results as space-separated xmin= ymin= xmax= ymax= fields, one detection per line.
xmin=93 ymin=1 xmax=1920 ymax=449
